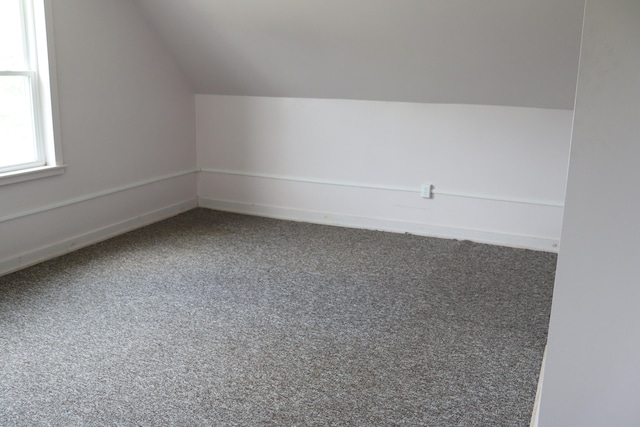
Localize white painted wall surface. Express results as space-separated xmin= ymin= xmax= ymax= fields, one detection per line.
xmin=0 ymin=0 xmax=197 ymax=275
xmin=538 ymin=1 xmax=640 ymax=425
xmin=135 ymin=0 xmax=584 ymax=110
xmin=197 ymin=95 xmax=572 ymax=251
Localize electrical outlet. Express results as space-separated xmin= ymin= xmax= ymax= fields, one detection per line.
xmin=421 ymin=184 xmax=432 ymax=199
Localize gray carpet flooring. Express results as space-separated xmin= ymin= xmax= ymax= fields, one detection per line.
xmin=0 ymin=209 xmax=556 ymax=426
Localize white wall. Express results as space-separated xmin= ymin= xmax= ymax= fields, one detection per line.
xmin=539 ymin=1 xmax=640 ymax=425
xmin=0 ymin=0 xmax=197 ymax=275
xmin=134 ymin=0 xmax=585 ymax=110
xmin=197 ymin=95 xmax=572 ymax=251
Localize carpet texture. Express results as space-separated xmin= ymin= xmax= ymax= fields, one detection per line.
xmin=0 ymin=209 xmax=556 ymax=426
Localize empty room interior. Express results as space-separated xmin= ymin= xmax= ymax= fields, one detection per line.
xmin=1 ymin=0 xmax=639 ymax=425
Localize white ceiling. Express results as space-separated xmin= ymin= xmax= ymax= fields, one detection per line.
xmin=133 ymin=0 xmax=585 ymax=109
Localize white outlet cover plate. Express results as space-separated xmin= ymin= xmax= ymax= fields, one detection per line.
xmin=421 ymin=184 xmax=432 ymax=199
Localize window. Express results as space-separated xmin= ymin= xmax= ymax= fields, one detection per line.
xmin=0 ymin=0 xmax=63 ymax=185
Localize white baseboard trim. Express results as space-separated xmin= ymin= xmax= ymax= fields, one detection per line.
xmin=198 ymin=197 xmax=559 ymax=252
xmin=0 ymin=169 xmax=196 ymax=224
xmin=0 ymin=198 xmax=197 ymax=277
xmin=530 ymin=346 xmax=547 ymax=427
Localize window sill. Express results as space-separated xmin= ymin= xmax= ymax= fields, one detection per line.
xmin=0 ymin=164 xmax=66 ymax=187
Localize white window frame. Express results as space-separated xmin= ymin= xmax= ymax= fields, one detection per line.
xmin=0 ymin=0 xmax=64 ymax=186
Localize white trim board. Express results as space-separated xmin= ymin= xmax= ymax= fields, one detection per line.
xmin=0 ymin=169 xmax=197 ymax=224
xmin=0 ymin=198 xmax=197 ymax=277
xmin=198 ymin=197 xmax=559 ymax=252
xmin=200 ymin=168 xmax=564 ymax=208
xmin=530 ymin=346 xmax=548 ymax=427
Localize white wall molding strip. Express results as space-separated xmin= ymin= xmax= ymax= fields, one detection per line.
xmin=0 ymin=198 xmax=197 ymax=277
xmin=200 ymin=167 xmax=417 ymax=193
xmin=0 ymin=169 xmax=197 ymax=224
xmin=200 ymin=168 xmax=564 ymax=208
xmin=434 ymin=189 xmax=563 ymax=207
xmin=529 ymin=346 xmax=547 ymax=427
xmin=198 ymin=197 xmax=560 ymax=252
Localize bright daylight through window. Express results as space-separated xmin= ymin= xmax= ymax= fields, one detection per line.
xmin=0 ymin=0 xmax=62 ymax=184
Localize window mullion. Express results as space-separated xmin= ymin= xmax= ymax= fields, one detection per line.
xmin=0 ymin=70 xmax=34 ymax=77
xmin=19 ymin=0 xmax=45 ymax=165
xmin=27 ymin=71 xmax=44 ymax=164
xmin=19 ymin=0 xmax=36 ymax=71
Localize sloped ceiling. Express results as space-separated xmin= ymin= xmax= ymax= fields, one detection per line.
xmin=133 ymin=0 xmax=585 ymax=109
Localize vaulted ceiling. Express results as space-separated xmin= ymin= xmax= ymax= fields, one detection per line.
xmin=133 ymin=0 xmax=585 ymax=109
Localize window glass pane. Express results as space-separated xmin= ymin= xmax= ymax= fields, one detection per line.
xmin=0 ymin=76 xmax=38 ymax=169
xmin=0 ymin=0 xmax=27 ymax=70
